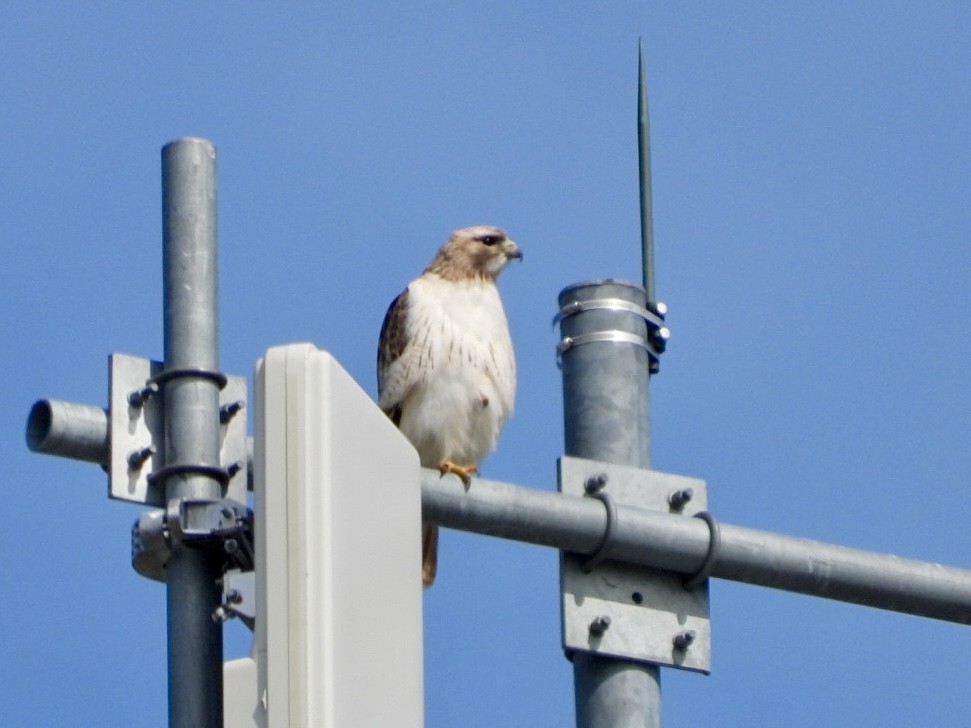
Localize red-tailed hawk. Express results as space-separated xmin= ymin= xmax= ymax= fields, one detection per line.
xmin=377 ymin=225 xmax=521 ymax=586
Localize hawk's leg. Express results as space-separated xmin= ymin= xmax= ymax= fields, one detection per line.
xmin=439 ymin=460 xmax=477 ymax=488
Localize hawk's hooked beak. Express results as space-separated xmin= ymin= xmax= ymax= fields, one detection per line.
xmin=503 ymin=240 xmax=523 ymax=262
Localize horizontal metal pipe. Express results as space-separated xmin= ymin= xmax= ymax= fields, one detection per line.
xmin=423 ymin=469 xmax=605 ymax=551
xmin=421 ymin=469 xmax=971 ymax=625
xmin=26 ymin=399 xmax=109 ymax=465
xmin=28 ymin=415 xmax=971 ymax=626
xmin=714 ymin=523 xmax=971 ymax=622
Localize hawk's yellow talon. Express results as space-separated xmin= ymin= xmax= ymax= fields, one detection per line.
xmin=438 ymin=460 xmax=478 ymax=487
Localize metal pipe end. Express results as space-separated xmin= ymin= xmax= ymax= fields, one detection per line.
xmin=25 ymin=400 xmax=53 ymax=452
xmin=26 ymin=398 xmax=110 ymax=465
xmin=163 ymin=136 xmax=216 ymax=154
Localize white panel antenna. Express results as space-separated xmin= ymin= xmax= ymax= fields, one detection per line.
xmin=224 ymin=343 xmax=424 ymax=727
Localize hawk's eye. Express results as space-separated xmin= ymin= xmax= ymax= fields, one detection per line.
xmin=478 ymin=235 xmax=502 ymax=246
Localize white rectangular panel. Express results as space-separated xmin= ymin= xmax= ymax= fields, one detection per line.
xmin=253 ymin=343 xmax=423 ymax=728
xmin=224 ymin=656 xmax=261 ymax=728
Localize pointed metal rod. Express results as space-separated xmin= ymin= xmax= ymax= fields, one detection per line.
xmin=638 ymin=39 xmax=656 ymax=302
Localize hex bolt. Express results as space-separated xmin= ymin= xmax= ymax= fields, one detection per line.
xmin=655 ymin=301 xmax=668 ymax=317
xmin=219 ymin=400 xmax=245 ymax=424
xmin=589 ymin=615 xmax=612 ymax=637
xmin=224 ymin=538 xmax=239 ymax=554
xmin=212 ymin=604 xmax=242 ymax=624
xmin=585 ymin=473 xmax=609 ymax=494
xmin=226 ymin=461 xmax=243 ymax=478
xmin=668 ymin=487 xmax=694 ymax=511
xmin=127 ymin=445 xmax=156 ymax=470
xmin=673 ymin=630 xmax=696 ymax=651
xmin=128 ymin=383 xmax=159 ymax=408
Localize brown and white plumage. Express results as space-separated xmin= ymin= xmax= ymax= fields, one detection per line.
xmin=377 ymin=225 xmax=521 ymax=586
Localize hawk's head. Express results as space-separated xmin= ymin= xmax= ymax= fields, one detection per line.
xmin=426 ymin=225 xmax=522 ymax=282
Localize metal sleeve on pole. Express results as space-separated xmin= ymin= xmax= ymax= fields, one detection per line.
xmin=559 ymin=280 xmax=654 ymax=469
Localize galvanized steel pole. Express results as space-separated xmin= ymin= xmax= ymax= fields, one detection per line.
xmin=559 ymin=279 xmax=662 ymax=728
xmin=161 ymin=138 xmax=224 ymax=728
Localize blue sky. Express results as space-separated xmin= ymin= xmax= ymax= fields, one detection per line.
xmin=3 ymin=3 xmax=970 ymax=726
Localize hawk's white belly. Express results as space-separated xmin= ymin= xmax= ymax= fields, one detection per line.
xmin=396 ymin=274 xmax=516 ymax=468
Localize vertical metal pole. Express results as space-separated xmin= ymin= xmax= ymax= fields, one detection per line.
xmin=560 ymin=279 xmax=661 ymax=728
xmin=161 ymin=137 xmax=223 ymax=728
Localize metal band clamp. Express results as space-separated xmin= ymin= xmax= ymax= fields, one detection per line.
xmin=553 ymin=297 xmax=668 ymax=330
xmin=555 ymin=298 xmax=670 ymax=372
xmin=147 ymin=463 xmax=234 ymax=488
xmin=149 ymin=367 xmax=229 ymax=390
xmin=581 ymin=490 xmax=618 ymax=573
xmin=557 ymin=330 xmax=662 ymax=359
xmin=684 ymin=511 xmax=720 ymax=590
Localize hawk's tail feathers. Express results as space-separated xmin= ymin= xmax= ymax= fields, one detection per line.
xmin=422 ymin=524 xmax=438 ymax=588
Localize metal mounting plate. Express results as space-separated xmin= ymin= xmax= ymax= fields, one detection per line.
xmin=559 ymin=456 xmax=711 ymax=674
xmin=109 ymin=353 xmax=248 ymax=506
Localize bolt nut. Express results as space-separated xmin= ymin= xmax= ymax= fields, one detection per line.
xmin=127 ymin=446 xmax=156 ymax=470
xmin=220 ymin=400 xmax=245 ymax=424
xmin=673 ymin=630 xmax=696 ymax=651
xmin=585 ymin=473 xmax=609 ymax=494
xmin=668 ymin=488 xmax=694 ymax=510
xmin=589 ymin=615 xmax=612 ymax=637
xmin=128 ymin=383 xmax=159 ymax=408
